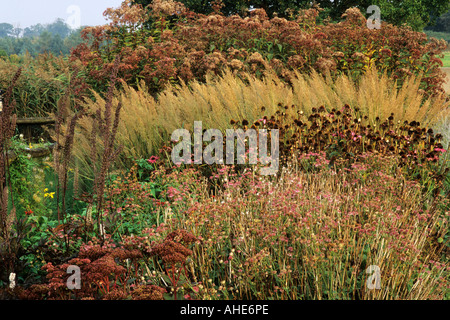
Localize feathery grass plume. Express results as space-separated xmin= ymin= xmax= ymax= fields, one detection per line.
xmin=70 ymin=66 xmax=449 ymax=178
xmin=0 ymin=67 xmax=21 ymax=279
xmin=72 ymin=68 xmax=291 ymax=175
xmin=289 ymin=67 xmax=449 ymax=127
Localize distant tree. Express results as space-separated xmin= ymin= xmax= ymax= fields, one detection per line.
xmin=63 ymin=27 xmax=85 ymax=53
xmin=37 ymin=31 xmax=52 ymax=53
xmin=17 ymin=37 xmax=37 ymax=56
xmin=0 ymin=19 xmax=81 ymax=56
xmin=23 ymin=23 xmax=45 ymax=37
xmin=425 ymin=9 xmax=450 ymax=32
xmin=0 ymin=23 xmax=14 ymax=38
xmin=367 ymin=0 xmax=450 ymax=31
xmin=46 ymin=18 xmax=72 ymax=38
xmin=49 ymin=34 xmax=68 ymax=55
xmin=10 ymin=25 xmax=23 ymax=38
xmin=0 ymin=37 xmax=13 ymax=55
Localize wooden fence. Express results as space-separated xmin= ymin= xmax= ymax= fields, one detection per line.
xmin=16 ymin=117 xmax=56 ymax=125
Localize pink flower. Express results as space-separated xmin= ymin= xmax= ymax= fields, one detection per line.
xmin=351 ymin=131 xmax=362 ymax=141
xmin=434 ymin=148 xmax=446 ymax=153
xmin=147 ymin=156 xmax=159 ymax=163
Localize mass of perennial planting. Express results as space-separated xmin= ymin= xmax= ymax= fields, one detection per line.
xmin=0 ymin=0 xmax=449 ymax=300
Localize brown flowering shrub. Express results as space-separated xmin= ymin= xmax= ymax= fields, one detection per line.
xmin=320 ymin=8 xmax=447 ymax=95
xmin=70 ymin=2 xmax=447 ymax=98
xmin=131 ymin=284 xmax=166 ymax=300
xmin=13 ymin=235 xmax=164 ymax=300
xmin=9 ymin=225 xmax=200 ymax=300
xmin=150 ymin=229 xmax=198 ymax=299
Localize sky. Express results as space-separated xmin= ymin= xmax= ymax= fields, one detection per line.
xmin=0 ymin=0 xmax=125 ymax=29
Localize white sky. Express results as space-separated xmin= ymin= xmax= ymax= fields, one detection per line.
xmin=0 ymin=0 xmax=125 ymax=29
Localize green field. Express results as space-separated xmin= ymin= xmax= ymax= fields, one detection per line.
xmin=442 ymin=51 xmax=450 ymax=67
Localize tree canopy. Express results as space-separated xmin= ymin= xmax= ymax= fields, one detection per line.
xmin=425 ymin=7 xmax=450 ymax=32
xmin=0 ymin=23 xmax=14 ymax=38
xmin=0 ymin=19 xmax=84 ymax=57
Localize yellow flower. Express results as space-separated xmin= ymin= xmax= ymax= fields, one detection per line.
xmin=44 ymin=192 xmax=55 ymax=199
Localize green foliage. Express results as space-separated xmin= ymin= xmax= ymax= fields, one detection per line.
xmin=18 ymin=215 xmax=59 ymax=282
xmin=8 ymin=137 xmax=57 ymax=218
xmin=101 ymin=159 xmax=184 ymax=240
xmin=0 ymin=53 xmax=88 ymax=117
xmin=366 ymin=0 xmax=450 ymax=31
xmin=426 ymin=7 xmax=450 ymax=32
xmin=8 ymin=151 xmax=35 ymax=213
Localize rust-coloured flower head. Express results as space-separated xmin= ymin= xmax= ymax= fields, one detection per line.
xmin=132 ymin=285 xmax=166 ymax=300
xmin=151 ymin=240 xmax=193 ymax=265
